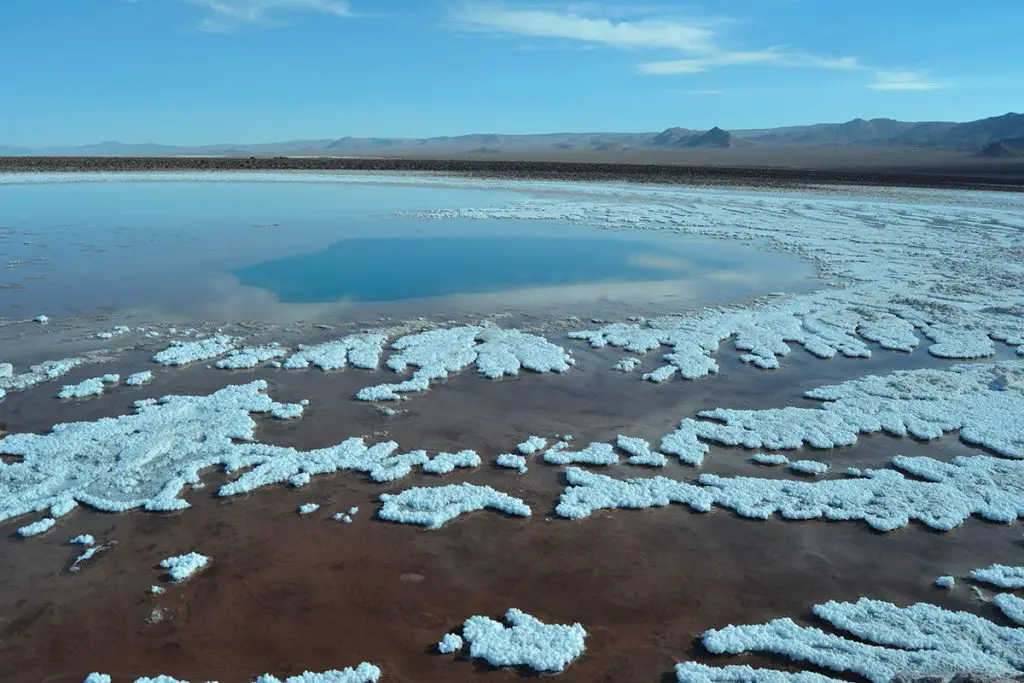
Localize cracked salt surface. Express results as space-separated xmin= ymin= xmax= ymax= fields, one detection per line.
xmin=159 ymin=552 xmax=210 ymax=582
xmin=457 ymin=608 xmax=587 ymax=673
xmin=83 ymin=663 xmax=382 ymax=683
xmin=355 ymin=326 xmax=573 ymax=402
xmin=378 ymin=483 xmax=531 ymax=529
xmin=679 ymin=597 xmax=1024 ymax=682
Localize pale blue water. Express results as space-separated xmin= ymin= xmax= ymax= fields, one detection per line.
xmin=0 ymin=174 xmax=814 ymax=320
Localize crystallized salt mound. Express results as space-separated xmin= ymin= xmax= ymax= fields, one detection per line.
xmin=438 ymin=633 xmax=464 ymax=654
xmin=994 ymin=593 xmax=1024 ymax=625
xmin=17 ymin=517 xmax=56 ymax=537
xmin=698 ymin=597 xmax=1024 ymax=682
xmin=0 ymin=357 xmax=85 ymax=396
xmin=0 ymin=381 xmax=305 ymax=527
xmin=751 ymin=454 xmax=790 ymax=466
xmin=160 ymin=552 xmax=210 ymax=582
xmin=216 ymin=344 xmax=288 ymax=369
xmin=298 ymin=503 xmax=320 ymax=515
xmin=659 ymin=421 xmax=710 ymax=467
xmin=969 ymin=564 xmax=1024 ymax=589
xmin=789 ymin=460 xmax=829 ymax=475
xmin=614 ymin=357 xmax=642 ymax=372
xmin=284 ymin=333 xmax=389 ymax=371
xmin=86 ymin=663 xmax=382 ymax=683
xmin=461 ymin=608 xmax=587 ymax=672
xmin=556 ymin=467 xmax=713 ymax=520
xmin=616 ymin=435 xmax=667 ymax=467
xmin=421 ymin=450 xmax=482 ymax=474
xmin=675 ymin=662 xmax=844 ymax=683
xmin=70 ymin=543 xmax=110 ymax=572
xmin=69 ymin=534 xmax=95 ymax=546
xmin=516 ymin=436 xmax=547 ymax=455
xmin=82 ymin=675 xmax=112 ymax=683
xmin=125 ymin=371 xmax=154 ymax=386
xmin=378 ymin=483 xmax=531 ymax=529
xmin=496 ymin=453 xmax=528 ymax=473
xmin=935 ymin=576 xmax=955 ymax=589
xmin=543 ymin=441 xmax=618 ymax=466
xmin=290 ymin=472 xmax=311 ymax=487
xmin=152 ymin=334 xmax=238 ymax=366
xmin=356 ymin=326 xmax=573 ymax=401
xmin=58 ymin=374 xmax=120 ymax=400
xmin=34 ymin=314 xmax=49 ymax=323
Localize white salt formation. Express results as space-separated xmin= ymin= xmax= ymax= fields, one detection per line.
xmin=70 ymin=543 xmax=111 ymax=572
xmin=216 ymin=344 xmax=288 ymax=369
xmin=289 ymin=472 xmax=311 ymax=487
xmin=150 ymin=585 xmax=165 ymax=595
xmin=789 ymin=460 xmax=829 ymax=475
xmin=614 ymin=357 xmax=642 ymax=372
xmin=0 ymin=381 xmax=305 ymax=528
xmin=34 ymin=314 xmax=48 ymax=323
xmin=69 ymin=534 xmax=95 ymax=545
xmin=420 ymin=450 xmax=482 ymax=474
xmin=348 ymin=506 xmax=359 ymax=515
xmin=284 ymin=333 xmax=389 ymax=370
xmin=437 ymin=633 xmax=464 ymax=654
xmin=751 ymin=454 xmax=790 ymax=466
xmin=298 ymin=503 xmax=320 ymax=515
xmin=378 ymin=483 xmax=531 ymax=529
xmin=160 ymin=552 xmax=210 ymax=582
xmin=543 ymin=441 xmax=618 ymax=465
xmin=969 ymin=564 xmax=1024 ymax=589
xmin=125 ymin=371 xmax=154 ymax=386
xmin=0 ymin=357 xmax=85 ymax=396
xmin=556 ymin=467 xmax=714 ymax=520
xmin=616 ymin=435 xmax=667 ymax=467
xmin=994 ymin=592 xmax=1024 ymax=625
xmin=935 ymin=576 xmax=955 ymax=589
xmin=496 ymin=453 xmax=528 ymax=473
xmin=460 ymin=608 xmax=587 ymax=673
xmin=356 ymin=326 xmax=573 ymax=401
xmin=17 ymin=517 xmax=56 ymax=537
xmin=95 ymin=325 xmax=131 ymax=340
xmin=152 ymin=334 xmax=238 ymax=365
xmin=82 ymin=675 xmax=111 ymax=683
xmin=83 ymin=663 xmax=382 ymax=683
xmin=691 ymin=597 xmax=1024 ymax=682
xmin=675 ymin=663 xmax=843 ymax=683
xmin=58 ymin=374 xmax=119 ymax=399
xmin=516 ymin=436 xmax=547 ymax=455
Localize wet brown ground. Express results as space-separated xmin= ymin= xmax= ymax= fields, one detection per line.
xmin=1 ymin=331 xmax=1023 ymax=682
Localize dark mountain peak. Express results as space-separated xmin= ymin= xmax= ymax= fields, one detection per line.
xmin=974 ymin=137 xmax=1024 ymax=158
xmin=651 ymin=127 xmax=694 ymax=146
xmin=685 ymin=127 xmax=748 ymax=148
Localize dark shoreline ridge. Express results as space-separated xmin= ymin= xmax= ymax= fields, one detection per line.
xmin=3 ymin=155 xmax=1024 ymax=191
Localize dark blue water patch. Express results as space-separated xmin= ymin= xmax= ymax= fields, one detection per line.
xmin=234 ymin=235 xmax=724 ymax=303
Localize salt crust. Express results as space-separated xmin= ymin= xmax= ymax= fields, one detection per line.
xmin=516 ymin=436 xmax=547 ymax=455
xmin=69 ymin=534 xmax=95 ymax=545
xmin=969 ymin=564 xmax=1024 ymax=589
xmin=284 ymin=333 xmax=388 ymax=371
xmin=496 ymin=453 xmax=528 ymax=473
xmin=994 ymin=593 xmax=1024 ymax=625
xmin=150 ymin=585 xmax=165 ymax=595
xmin=935 ymin=576 xmax=955 ymax=589
xmin=0 ymin=357 xmax=85 ymax=396
xmin=70 ymin=543 xmax=109 ymax=572
xmin=216 ymin=345 xmax=288 ymax=369
xmin=557 ymin=451 xmax=1024 ymax=532
xmin=789 ymin=460 xmax=829 ymax=475
xmin=378 ymin=483 xmax=531 ymax=529
xmin=355 ymin=327 xmax=573 ymax=401
xmin=675 ymin=663 xmax=843 ymax=683
xmin=160 ymin=552 xmax=210 ymax=582
xmin=460 ymin=608 xmax=587 ymax=673
xmin=58 ymin=374 xmax=120 ymax=399
xmin=614 ymin=357 xmax=642 ymax=372
xmin=125 ymin=371 xmax=154 ymax=386
xmin=437 ymin=633 xmax=464 ymax=654
xmin=289 ymin=472 xmax=311 ymax=487
xmin=17 ymin=517 xmax=56 ymax=536
xmin=152 ymin=335 xmax=238 ymax=366
xmin=751 ymin=454 xmax=790 ymax=466
xmin=691 ymin=597 xmax=1024 ymax=682
xmin=543 ymin=441 xmax=618 ymax=466
xmin=83 ymin=663 xmax=382 ymax=683
xmin=0 ymin=381 xmax=304 ymax=528
xmin=298 ymin=503 xmax=320 ymax=515
xmin=616 ymin=435 xmax=668 ymax=467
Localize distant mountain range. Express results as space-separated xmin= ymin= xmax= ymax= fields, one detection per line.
xmin=4 ymin=113 xmax=1022 ymax=158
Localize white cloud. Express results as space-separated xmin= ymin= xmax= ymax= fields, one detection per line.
xmin=639 ymin=50 xmax=861 ymax=74
xmin=869 ymin=70 xmax=944 ymax=91
xmin=184 ymin=0 xmax=352 ymax=31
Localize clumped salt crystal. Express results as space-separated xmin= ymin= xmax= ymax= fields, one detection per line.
xmin=616 ymin=435 xmax=667 ymax=467
xmin=935 ymin=575 xmax=955 ymax=589
xmin=34 ymin=314 xmax=48 ymax=323
xmin=160 ymin=552 xmax=210 ymax=582
xmin=70 ymin=543 xmax=110 ymax=572
xmin=270 ymin=401 xmax=305 ymax=419
xmin=789 ymin=460 xmax=829 ymax=476
xmin=438 ymin=632 xmax=464 ymax=654
xmin=659 ymin=421 xmax=709 ymax=467
xmin=125 ymin=370 xmax=154 ymax=386
xmin=82 ymin=675 xmax=112 ymax=683
xmin=496 ymin=453 xmax=528 ymax=473
xmin=378 ymin=483 xmax=531 ymax=529
xmin=69 ymin=534 xmax=95 ymax=546
xmin=543 ymin=442 xmax=618 ymax=466
xmin=152 ymin=334 xmax=238 ymax=365
xmin=751 ymin=454 xmax=790 ymax=466
xmin=18 ymin=517 xmax=56 ymax=537
xmin=460 ymin=608 xmax=587 ymax=672
xmin=1 ymin=357 xmax=85 ymax=396
xmin=150 ymin=585 xmax=165 ymax=595
xmin=556 ymin=467 xmax=713 ymax=519
xmin=614 ymin=357 xmax=642 ymax=372
xmin=675 ymin=662 xmax=844 ymax=682
xmin=58 ymin=374 xmax=120 ymax=399
xmin=420 ymin=450 xmax=482 ymax=474
xmin=969 ymin=564 xmax=1024 ymax=589
xmin=284 ymin=333 xmax=389 ymax=371
xmin=993 ymin=592 xmax=1024 ymax=625
xmin=348 ymin=506 xmax=359 ymax=515
xmin=516 ymin=436 xmax=547 ymax=455
xmin=289 ymin=472 xmax=311 ymax=487
xmin=216 ymin=344 xmax=288 ymax=369
xmin=252 ymin=663 xmax=383 ymax=682
xmin=298 ymin=503 xmax=320 ymax=515
xmin=0 ymin=362 xmax=12 ymax=378
xmin=699 ymin=597 xmax=1024 ymax=681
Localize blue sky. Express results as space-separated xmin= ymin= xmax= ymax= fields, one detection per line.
xmin=2 ymin=0 xmax=1022 ymax=146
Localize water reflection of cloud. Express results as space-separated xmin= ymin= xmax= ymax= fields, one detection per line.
xmin=626 ymin=253 xmax=697 ymax=273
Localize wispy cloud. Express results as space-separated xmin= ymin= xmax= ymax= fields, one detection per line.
xmin=868 ymin=70 xmax=944 ymax=91
xmin=184 ymin=0 xmax=352 ymax=31
xmin=448 ymin=1 xmax=860 ymax=77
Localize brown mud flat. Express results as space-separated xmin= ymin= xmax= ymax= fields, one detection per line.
xmin=1 ymin=330 xmax=1023 ymax=681
xmin=2 ymin=154 xmax=1024 ymax=192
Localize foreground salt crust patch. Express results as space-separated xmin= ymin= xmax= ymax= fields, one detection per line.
xmin=995 ymin=593 xmax=1024 ymax=625
xmin=456 ymin=608 xmax=587 ymax=673
xmin=681 ymin=597 xmax=1024 ymax=682
xmin=616 ymin=435 xmax=667 ymax=467
xmin=152 ymin=335 xmax=238 ymax=366
xmin=160 ymin=552 xmax=210 ymax=582
xmin=0 ymin=357 xmax=86 ymax=397
xmin=496 ymin=453 xmax=528 ymax=473
xmin=378 ymin=483 xmax=531 ymax=529
xmin=675 ymin=663 xmax=843 ymax=683
xmin=356 ymin=326 xmax=573 ymax=401
xmin=969 ymin=564 xmax=1024 ymax=589
xmin=58 ymin=374 xmax=119 ymax=399
xmin=216 ymin=344 xmax=288 ymax=369
xmin=82 ymin=663 xmax=382 ymax=683
xmin=125 ymin=371 xmax=153 ymax=386
xmin=543 ymin=441 xmax=618 ymax=465
xmin=284 ymin=333 xmax=388 ymax=371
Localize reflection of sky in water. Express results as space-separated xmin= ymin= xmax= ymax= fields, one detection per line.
xmin=0 ymin=178 xmax=814 ymax=319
